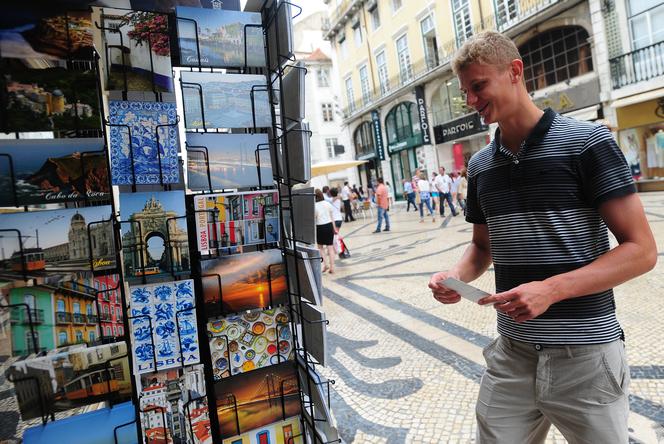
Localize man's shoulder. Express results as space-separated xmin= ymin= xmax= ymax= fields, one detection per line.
xmin=467 ymin=143 xmax=495 ymax=176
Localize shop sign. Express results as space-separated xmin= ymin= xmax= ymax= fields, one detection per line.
xmin=533 ymin=79 xmax=600 ymax=114
xmin=388 ymin=135 xmax=422 ymax=153
xmin=434 ymin=113 xmax=488 ymax=144
xmin=371 ymin=110 xmax=385 ymax=160
xmin=415 ymin=86 xmax=432 ymax=145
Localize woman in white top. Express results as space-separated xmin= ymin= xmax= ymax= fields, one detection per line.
xmin=315 ymin=189 xmax=338 ymax=273
xmin=456 ymin=168 xmax=468 ymax=216
xmin=417 ymin=173 xmax=435 ymax=223
xmin=330 ymin=188 xmax=344 ymax=229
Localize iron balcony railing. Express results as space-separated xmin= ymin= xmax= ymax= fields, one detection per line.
xmin=72 ymin=313 xmax=87 ymax=324
xmin=609 ymin=41 xmax=664 ymax=89
xmin=10 ymin=307 xmax=44 ymax=325
xmin=87 ymin=314 xmax=98 ymax=324
xmin=56 ymin=311 xmax=72 ymax=324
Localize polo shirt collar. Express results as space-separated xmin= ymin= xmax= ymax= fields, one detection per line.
xmin=491 ymin=108 xmax=557 ymax=156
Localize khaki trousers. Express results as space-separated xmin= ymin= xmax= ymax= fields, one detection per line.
xmin=476 ymin=336 xmax=630 ymax=444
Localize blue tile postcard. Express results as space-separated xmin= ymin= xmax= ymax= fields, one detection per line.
xmin=2 ymin=58 xmax=101 ymax=133
xmin=0 ymin=206 xmax=116 ymax=276
xmin=176 ymin=7 xmax=265 ymax=68
xmin=180 ymin=72 xmax=271 ymax=129
xmin=108 ymin=101 xmax=180 ymax=185
xmin=129 ymin=279 xmax=199 ymax=374
xmin=186 ymin=133 xmax=272 ymax=191
xmin=119 ymin=191 xmax=190 ymax=280
xmin=0 ymin=138 xmax=110 ymax=207
xmin=101 ymin=9 xmax=174 ymax=92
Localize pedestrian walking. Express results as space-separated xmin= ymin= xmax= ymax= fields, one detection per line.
xmin=416 ymin=173 xmax=435 ymax=223
xmin=429 ymin=31 xmax=656 ymax=444
xmin=341 ymin=181 xmax=355 ymax=222
xmin=430 ymin=172 xmax=440 ymax=212
xmin=456 ymin=168 xmax=468 ymax=215
xmin=373 ymin=177 xmax=390 ymax=232
xmin=434 ymin=167 xmax=458 ymax=217
xmin=402 ymin=179 xmax=417 ymax=212
xmin=386 ymin=181 xmax=395 ymax=208
xmin=314 ymin=189 xmax=338 ymax=274
xmin=450 ymin=171 xmax=460 ymax=202
xmin=322 ymin=185 xmax=333 ymax=203
xmin=330 ymin=187 xmax=343 ymax=230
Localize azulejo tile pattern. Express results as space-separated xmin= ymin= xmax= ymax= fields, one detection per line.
xmin=109 ymin=100 xmax=180 ymax=185
xmin=130 ymin=279 xmax=200 ymax=374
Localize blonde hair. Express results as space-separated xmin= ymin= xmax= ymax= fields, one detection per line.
xmin=452 ymin=31 xmax=521 ymax=74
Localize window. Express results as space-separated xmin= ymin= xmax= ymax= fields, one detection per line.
xmin=345 ymin=76 xmax=356 ymax=112
xmin=370 ymin=6 xmax=381 ymax=30
xmin=376 ymin=50 xmax=390 ymax=94
xmin=26 ymin=330 xmax=40 ymax=353
xmin=57 ymin=299 xmax=65 ymax=312
xmin=385 ymin=102 xmax=421 ymax=146
xmin=24 ymin=294 xmax=35 ymax=309
xmin=496 ymin=0 xmax=519 ymax=29
xmin=89 ymin=331 xmax=95 ymax=342
xmin=421 ymin=15 xmax=440 ymax=69
xmin=431 ymin=78 xmax=472 ymax=125
xmin=392 ymin=0 xmax=403 ymax=13
xmin=118 ymin=326 xmax=123 ymax=336
xmin=75 ymin=330 xmax=83 ymax=343
xmin=359 ymin=64 xmax=371 ymax=105
xmin=86 ymin=304 xmax=93 ymax=316
xmin=316 ymin=68 xmax=330 ymax=87
xmin=452 ymin=0 xmax=473 ymax=45
xmin=321 ymin=103 xmax=334 ymax=122
xmin=325 ymin=138 xmax=339 ymax=158
xmin=73 ymin=302 xmax=81 ymax=314
xmin=58 ymin=332 xmax=68 ymax=345
xmin=354 ymin=122 xmax=377 ymax=158
xmin=106 ymin=326 xmax=112 ymax=336
xmin=396 ymin=35 xmax=413 ymax=84
xmin=519 ymin=27 xmax=593 ymax=92
xmin=353 ymin=23 xmax=363 ymax=47
xmin=628 ymin=0 xmax=664 ymax=49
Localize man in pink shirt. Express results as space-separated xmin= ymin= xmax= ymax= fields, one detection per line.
xmin=373 ymin=177 xmax=390 ymax=233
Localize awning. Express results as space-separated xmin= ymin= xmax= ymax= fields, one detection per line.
xmin=610 ymin=87 xmax=664 ymax=109
xmin=562 ymin=104 xmax=600 ymax=121
xmin=311 ymin=160 xmax=368 ymax=177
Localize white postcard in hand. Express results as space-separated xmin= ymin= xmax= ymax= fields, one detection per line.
xmin=440 ymin=278 xmax=490 ymax=304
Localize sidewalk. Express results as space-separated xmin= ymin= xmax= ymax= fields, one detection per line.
xmin=321 ymin=193 xmax=664 ymax=443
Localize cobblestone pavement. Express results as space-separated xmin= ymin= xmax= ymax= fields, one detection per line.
xmin=320 ymin=192 xmax=664 ymax=444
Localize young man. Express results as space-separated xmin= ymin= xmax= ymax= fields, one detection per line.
xmin=434 ymin=167 xmax=457 ymax=217
xmin=403 ymin=179 xmax=417 ymax=212
xmin=341 ymin=181 xmax=355 ymax=222
xmin=428 ymin=31 xmax=656 ymax=443
xmin=373 ymin=177 xmax=390 ymax=233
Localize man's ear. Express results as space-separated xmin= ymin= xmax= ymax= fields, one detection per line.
xmin=509 ymin=59 xmax=524 ymax=83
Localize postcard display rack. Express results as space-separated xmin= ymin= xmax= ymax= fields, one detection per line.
xmin=0 ymin=1 xmax=338 ymax=444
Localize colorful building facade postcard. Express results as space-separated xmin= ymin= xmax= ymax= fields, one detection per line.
xmin=180 ymin=72 xmax=271 ymax=130
xmin=7 ymin=341 xmax=131 ymax=420
xmin=193 ymin=190 xmax=279 ymax=255
xmin=0 ymin=138 xmax=110 ymax=207
xmin=100 ymin=9 xmax=174 ymax=92
xmin=108 ymin=100 xmax=180 ymax=185
xmin=2 ymin=58 xmax=101 ymax=133
xmin=215 ymin=361 xmax=300 ymax=440
xmin=176 ymin=7 xmax=265 ymax=68
xmin=221 ymin=416 xmax=302 ymax=444
xmin=119 ymin=191 xmax=190 ymax=280
xmin=208 ymin=306 xmax=293 ymax=381
xmin=0 ymin=5 xmax=94 ymax=60
xmin=186 ymin=132 xmax=272 ymax=192
xmin=200 ymin=249 xmax=287 ymax=317
xmin=129 ymin=279 xmax=199 ymax=374
xmin=130 ymin=0 xmax=241 ymax=12
xmin=0 ymin=206 xmax=116 ymax=276
xmin=137 ymin=364 xmax=210 ymax=444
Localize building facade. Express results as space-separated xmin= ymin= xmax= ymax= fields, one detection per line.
xmin=324 ymin=0 xmax=664 ymax=198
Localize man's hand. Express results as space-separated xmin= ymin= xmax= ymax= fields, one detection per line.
xmin=478 ymin=281 xmax=560 ymax=323
xmin=429 ymin=271 xmax=462 ymax=304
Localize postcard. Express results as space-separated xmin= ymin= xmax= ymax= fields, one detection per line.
xmin=281 ymin=62 xmax=305 ymax=127
xmin=186 ymin=133 xmax=272 ymax=191
xmin=8 ymin=341 xmax=131 ymax=420
xmin=193 ymin=190 xmax=279 ymax=255
xmin=266 ymin=1 xmax=293 ymax=72
xmin=119 ymin=191 xmax=190 ymax=280
xmin=108 ymin=100 xmax=180 ymax=185
xmin=200 ymin=249 xmax=287 ymax=317
xmin=221 ymin=416 xmax=302 ymax=444
xmin=129 ymin=279 xmax=199 ymax=374
xmin=2 ymin=58 xmax=101 ymax=133
xmin=280 ymin=185 xmax=315 ymax=245
xmin=215 ymin=361 xmax=300 ymax=439
xmin=138 ymin=364 xmax=210 ymax=444
xmin=130 ymin=0 xmax=241 ymax=12
xmin=0 ymin=138 xmax=110 ymax=207
xmin=176 ymin=7 xmax=265 ymax=68
xmin=0 ymin=206 xmax=116 ymax=275
xmin=180 ymin=71 xmax=271 ymax=130
xmin=296 ymin=355 xmax=339 ymax=443
xmin=0 ymin=6 xmax=94 ymax=60
xmin=100 ymin=9 xmax=174 ymax=92
xmin=285 ymin=246 xmax=321 ymax=307
xmin=208 ymin=306 xmax=293 ymax=380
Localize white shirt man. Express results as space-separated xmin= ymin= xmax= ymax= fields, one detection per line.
xmin=434 ymin=168 xmax=457 ymax=216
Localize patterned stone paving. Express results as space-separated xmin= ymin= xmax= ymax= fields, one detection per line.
xmin=320 ymin=192 xmax=664 ymax=443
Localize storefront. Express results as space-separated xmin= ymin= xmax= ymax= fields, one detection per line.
xmin=385 ymin=102 xmax=422 ymax=198
xmin=433 ymin=112 xmax=489 ymax=170
xmin=613 ymin=94 xmax=664 ymax=191
xmin=353 ymin=118 xmax=383 ymax=194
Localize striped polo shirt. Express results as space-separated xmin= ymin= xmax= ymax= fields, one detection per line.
xmin=466 ymin=108 xmax=636 ymax=345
